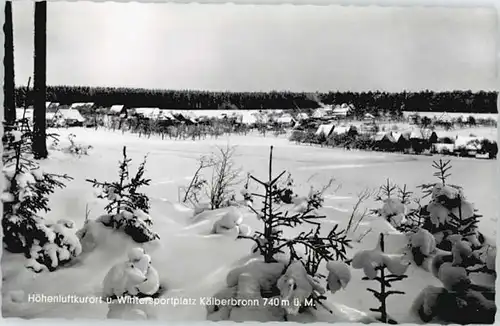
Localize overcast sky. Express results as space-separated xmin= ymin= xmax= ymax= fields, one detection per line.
xmin=11 ymin=2 xmax=498 ymax=92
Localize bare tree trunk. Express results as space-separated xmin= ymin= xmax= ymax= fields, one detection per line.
xmin=32 ymin=1 xmax=48 ymax=159
xmin=4 ymin=1 xmax=15 ymax=125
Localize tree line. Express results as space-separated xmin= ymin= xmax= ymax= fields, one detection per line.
xmin=14 ymin=86 xmax=498 ymax=115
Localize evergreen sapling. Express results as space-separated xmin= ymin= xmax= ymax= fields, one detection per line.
xmin=239 ymin=146 xmax=352 ymax=313
xmin=373 ymin=179 xmax=424 ymax=233
xmin=418 ymin=159 xmax=483 ymax=250
xmin=86 ymin=146 xmax=159 ymax=243
xmin=352 ymin=233 xmax=409 ymax=324
xmin=2 ymin=113 xmax=78 ymax=272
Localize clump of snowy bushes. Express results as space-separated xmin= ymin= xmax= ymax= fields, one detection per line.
xmin=50 ymin=133 xmax=93 ymax=157
xmin=290 ymin=129 xmax=376 ymax=151
xmin=372 ymin=159 xmax=496 ymax=324
xmin=84 ymin=146 xmax=159 ymax=243
xmin=181 ymin=144 xmax=245 ymax=212
xmin=410 ymin=235 xmax=496 ymax=324
xmin=2 ymin=119 xmax=80 ymax=272
xmin=206 ymin=146 xmax=354 ymax=321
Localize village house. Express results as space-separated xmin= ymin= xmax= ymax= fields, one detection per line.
xmin=372 ymin=131 xmax=397 ymax=151
xmin=315 ymin=123 xmax=335 ymax=138
xmin=331 ymin=103 xmax=352 ymax=118
xmin=51 ymin=108 xmax=86 ymax=127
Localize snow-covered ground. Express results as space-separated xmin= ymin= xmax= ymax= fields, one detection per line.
xmin=2 ymin=127 xmax=497 ymax=321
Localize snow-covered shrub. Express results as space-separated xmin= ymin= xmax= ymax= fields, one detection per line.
xmin=102 ymin=247 xmax=161 ymax=299
xmin=239 ymin=172 xmax=254 ymax=205
xmin=351 ymin=233 xmax=409 ymax=323
xmin=429 ymin=237 xmax=493 ymax=280
xmin=205 ymin=145 xmax=243 ymax=209
xmin=208 ymin=259 xmax=287 ymax=321
xmin=275 ymin=260 xmax=351 ymax=317
xmin=374 ymin=160 xmax=487 ymax=267
xmin=180 ymin=154 xmax=214 ymax=206
xmin=407 ymin=228 xmax=437 ymax=266
xmin=51 ymin=133 xmax=92 ymax=157
xmin=411 ymin=240 xmax=496 ymax=324
xmin=182 ymin=145 xmax=243 ymax=210
xmin=2 ymin=118 xmax=77 ymax=272
xmin=478 ymin=138 xmax=498 ymax=159
xmin=373 ymin=179 xmax=422 ymax=232
xmin=86 ymin=146 xmax=159 ymax=243
xmin=25 ymin=220 xmax=82 ymax=272
xmin=211 ymin=208 xmax=251 ymax=237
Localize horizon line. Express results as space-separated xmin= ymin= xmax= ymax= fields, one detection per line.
xmin=14 ymin=85 xmax=499 ymax=94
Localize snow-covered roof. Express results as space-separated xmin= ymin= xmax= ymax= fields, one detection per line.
xmin=58 ymin=109 xmax=85 ymax=122
xmin=70 ymin=102 xmax=94 ymax=109
xmin=455 ymin=136 xmax=484 ymax=150
xmin=332 ymin=110 xmax=349 ymax=116
xmin=312 ymin=108 xmax=329 ymax=118
xmin=433 ymin=143 xmax=455 ymax=152
xmin=277 ymin=116 xmax=294 ymax=124
xmin=134 ymin=108 xmax=160 ymax=118
xmin=315 ymin=124 xmax=335 ymax=136
xmin=241 ymin=112 xmax=258 ymax=124
xmin=392 ymin=132 xmax=403 ymax=142
xmin=402 ymin=129 xmax=426 ymax=140
xmin=373 ymin=131 xmax=396 ymax=142
xmin=333 ymin=126 xmax=349 ymax=135
xmin=330 ymin=103 xmax=351 ymax=115
xmin=109 ymin=105 xmax=125 ymax=113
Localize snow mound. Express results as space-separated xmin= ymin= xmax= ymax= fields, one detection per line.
xmin=91 ymin=210 xmax=159 ymax=243
xmin=102 ymin=247 xmax=160 ymax=298
xmin=277 ymin=262 xmax=318 ymax=315
xmin=325 ymin=261 xmax=351 ymax=293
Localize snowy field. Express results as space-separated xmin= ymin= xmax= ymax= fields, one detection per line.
xmin=2 ymin=127 xmax=498 ymax=322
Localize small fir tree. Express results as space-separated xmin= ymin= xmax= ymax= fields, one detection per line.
xmin=353 ymin=233 xmax=409 ymax=324
xmin=86 ymin=146 xmax=159 ymax=243
xmin=2 ymin=112 xmax=78 ymax=272
xmin=239 ymin=146 xmax=352 ymax=310
xmin=418 ymin=159 xmax=482 ymax=246
xmin=374 ymin=179 xmax=424 ymax=233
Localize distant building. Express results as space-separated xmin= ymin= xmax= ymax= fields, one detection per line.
xmin=276 ymin=113 xmax=295 ymax=125
xmin=52 ymin=108 xmax=86 ymax=127
xmin=372 ymin=131 xmax=397 ymax=151
xmin=241 ymin=112 xmax=258 ymax=125
xmin=315 ymin=124 xmax=335 ymax=137
xmin=331 ymin=103 xmax=351 ymax=117
xmin=133 ymin=107 xmax=161 ymax=119
xmin=312 ymin=105 xmax=333 ymax=118
xmin=109 ymin=105 xmax=126 ymax=116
